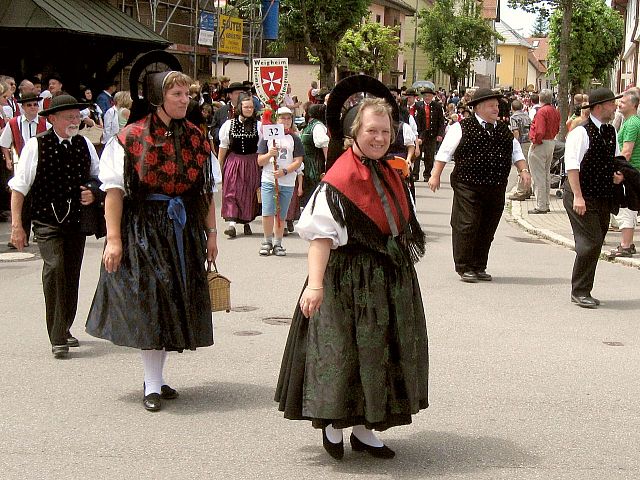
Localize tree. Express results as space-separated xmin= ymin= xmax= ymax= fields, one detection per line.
xmin=548 ymin=0 xmax=623 ymax=94
xmin=531 ymin=12 xmax=548 ymax=37
xmin=416 ymin=0 xmax=502 ymax=91
xmin=272 ymin=0 xmax=370 ymax=88
xmin=337 ymin=21 xmax=402 ymax=78
xmin=508 ymin=0 xmax=574 ymax=140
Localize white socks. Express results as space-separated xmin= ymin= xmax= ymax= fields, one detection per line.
xmin=352 ymin=425 xmax=384 ymax=447
xmin=141 ymin=350 xmax=167 ymax=396
xmin=228 ymin=221 xmax=236 ymax=227
xmin=324 ymin=424 xmax=343 ymax=444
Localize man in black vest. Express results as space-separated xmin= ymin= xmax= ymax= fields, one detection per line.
xmin=419 ymin=86 xmax=445 ymax=182
xmin=9 ymin=95 xmax=100 ymax=358
xmin=563 ymin=88 xmax=624 ymax=308
xmin=210 ymin=82 xmax=250 ymax=153
xmin=428 ymin=88 xmax=532 ymax=282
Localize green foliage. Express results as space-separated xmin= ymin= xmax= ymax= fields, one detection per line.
xmin=337 ymin=21 xmax=402 ymax=77
xmin=416 ymin=0 xmax=502 ymax=89
xmin=531 ymin=12 xmax=548 ymax=37
xmin=547 ymin=0 xmax=623 ymax=91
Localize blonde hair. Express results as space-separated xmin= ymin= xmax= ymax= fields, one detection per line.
xmin=163 ymin=71 xmax=193 ymax=94
xmin=346 ymin=97 xmax=395 ymax=146
xmin=114 ymin=90 xmax=133 ymax=109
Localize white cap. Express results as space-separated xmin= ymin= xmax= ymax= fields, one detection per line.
xmin=276 ymin=106 xmax=293 ymax=116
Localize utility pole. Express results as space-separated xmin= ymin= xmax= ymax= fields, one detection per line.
xmin=412 ymin=0 xmax=419 ymax=83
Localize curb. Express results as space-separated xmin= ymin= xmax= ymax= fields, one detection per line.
xmin=507 ymin=199 xmax=640 ymax=270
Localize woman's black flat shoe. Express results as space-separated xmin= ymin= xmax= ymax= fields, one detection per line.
xmin=322 ymin=427 xmax=344 ymax=460
xmin=143 ymin=393 xmax=161 ymax=412
xmin=160 ymin=384 xmax=179 ymax=399
xmin=350 ymin=433 xmax=395 ymax=459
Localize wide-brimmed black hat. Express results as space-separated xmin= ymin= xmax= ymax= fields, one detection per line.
xmin=222 ymin=82 xmax=250 ymax=94
xmin=467 ymin=88 xmax=504 ymax=107
xmin=581 ymin=88 xmax=622 ymax=109
xmin=17 ymin=92 xmax=43 ymax=104
xmin=404 ymin=88 xmax=419 ymax=96
xmin=39 ymin=94 xmax=89 ymax=116
xmin=420 ymin=86 xmax=435 ymax=95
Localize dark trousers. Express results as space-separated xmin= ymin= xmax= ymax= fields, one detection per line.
xmin=33 ymin=222 xmax=86 ymax=345
xmin=562 ymin=189 xmax=610 ymax=297
xmin=451 ymin=181 xmax=506 ymax=273
xmin=413 ymin=135 xmax=437 ymax=180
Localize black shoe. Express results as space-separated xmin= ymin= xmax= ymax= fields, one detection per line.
xmin=224 ymin=225 xmax=236 ymax=238
xmin=570 ymin=295 xmax=598 ymax=309
xmin=349 ymin=433 xmax=395 ymax=459
xmin=143 ymin=393 xmax=162 ymax=412
xmin=7 ymin=242 xmax=16 ymax=249
xmin=287 ymin=220 xmax=294 ymax=232
xmin=66 ymin=336 xmax=80 ymax=347
xmin=459 ymin=271 xmax=479 ymax=283
xmin=528 ymin=208 xmax=550 ymax=214
xmin=160 ymin=384 xmax=179 ymax=400
xmin=51 ymin=344 xmax=69 ymax=359
xmin=475 ymin=270 xmax=492 ymax=281
xmin=322 ymin=427 xmax=344 ymax=460
xmin=243 ymin=224 xmax=252 ymax=235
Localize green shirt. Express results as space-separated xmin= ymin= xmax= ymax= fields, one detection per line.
xmin=618 ymin=114 xmax=640 ymax=169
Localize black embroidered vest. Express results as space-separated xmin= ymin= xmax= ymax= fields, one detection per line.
xmin=229 ymin=118 xmax=259 ymax=154
xmin=580 ymin=119 xmax=615 ymax=199
xmin=388 ymin=122 xmax=408 ymax=159
xmin=301 ymin=119 xmax=325 ymax=183
xmin=452 ymin=117 xmax=513 ymax=186
xmin=30 ymin=131 xmax=91 ymax=226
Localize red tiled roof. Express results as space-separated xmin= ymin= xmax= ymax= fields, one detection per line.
xmin=482 ymin=0 xmax=499 ymax=20
xmin=527 ymin=37 xmax=550 ymax=62
xmin=528 ymin=50 xmax=547 ymax=73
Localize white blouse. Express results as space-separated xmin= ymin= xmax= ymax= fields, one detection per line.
xmin=295 ymin=184 xmax=348 ymax=249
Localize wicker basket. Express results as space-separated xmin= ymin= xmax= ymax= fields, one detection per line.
xmin=207 ymin=261 xmax=231 ymax=313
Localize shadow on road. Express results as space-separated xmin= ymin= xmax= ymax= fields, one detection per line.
xmin=598 ymin=299 xmax=640 ymax=311
xmin=492 ymin=276 xmax=567 ymax=286
xmin=296 ymin=429 xmax=537 ymax=477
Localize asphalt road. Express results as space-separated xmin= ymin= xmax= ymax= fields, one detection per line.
xmin=1 ymin=164 xmax=639 ymax=479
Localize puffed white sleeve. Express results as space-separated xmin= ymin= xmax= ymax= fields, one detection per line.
xmin=402 ymin=122 xmax=416 ymax=146
xmin=210 ymin=151 xmax=222 ymax=192
xmin=99 ymin=137 xmax=125 ymax=192
xmin=295 ymin=184 xmax=348 ymax=248
xmin=218 ymin=120 xmax=232 ymax=149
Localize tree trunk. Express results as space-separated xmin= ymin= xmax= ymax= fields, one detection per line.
xmin=319 ymin=48 xmax=337 ymax=89
xmin=450 ymin=74 xmax=458 ymax=92
xmin=557 ymin=0 xmax=573 ymax=141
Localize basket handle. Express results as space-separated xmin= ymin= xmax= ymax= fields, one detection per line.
xmin=207 ymin=260 xmax=219 ymax=273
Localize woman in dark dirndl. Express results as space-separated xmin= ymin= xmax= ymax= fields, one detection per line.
xmin=86 ymin=69 xmax=218 ymax=412
xmin=275 ymin=77 xmax=429 ymax=459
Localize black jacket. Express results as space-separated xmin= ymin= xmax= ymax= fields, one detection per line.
xmin=612 ymin=156 xmax=640 ymax=213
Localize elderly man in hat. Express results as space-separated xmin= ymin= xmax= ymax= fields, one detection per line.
xmin=428 ymin=88 xmax=531 ymax=282
xmin=563 ymin=88 xmax=625 ymax=308
xmin=210 ymin=81 xmax=250 ymax=152
xmin=418 ymin=86 xmax=445 ymax=182
xmin=1 ymin=92 xmax=50 ymax=247
xmin=9 ymin=94 xmax=100 ymax=358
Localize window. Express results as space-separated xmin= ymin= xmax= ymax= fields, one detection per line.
xmin=533 ymin=40 xmax=539 ymax=48
xmin=496 ymin=77 xmax=500 ymax=85
xmin=376 ymin=14 xmax=381 ymax=23
xmin=496 ymin=54 xmax=501 ymax=64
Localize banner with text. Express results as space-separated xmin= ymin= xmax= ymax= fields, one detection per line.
xmin=218 ymin=15 xmax=243 ymax=54
xmin=252 ymin=57 xmax=289 ymax=109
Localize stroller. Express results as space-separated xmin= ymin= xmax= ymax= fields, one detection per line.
xmin=550 ymin=139 xmax=566 ymax=197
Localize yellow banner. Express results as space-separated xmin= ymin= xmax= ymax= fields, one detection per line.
xmin=218 ymin=15 xmax=243 ymax=54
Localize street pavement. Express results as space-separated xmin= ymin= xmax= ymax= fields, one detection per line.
xmin=1 ymin=163 xmax=639 ymax=479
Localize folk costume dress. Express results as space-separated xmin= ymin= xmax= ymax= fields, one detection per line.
xmin=86 ymin=113 xmax=214 ymax=351
xmin=275 ymin=147 xmax=429 ymax=431
xmin=219 ymin=117 xmax=261 ymax=224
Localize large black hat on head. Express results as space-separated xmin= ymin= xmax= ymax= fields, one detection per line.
xmin=467 ymin=88 xmax=504 ymax=107
xmin=325 ymin=75 xmax=399 ymax=170
xmin=581 ymin=88 xmax=623 ymax=109
xmin=127 ymin=50 xmax=183 ymax=124
xmin=39 ymin=94 xmax=89 ymax=116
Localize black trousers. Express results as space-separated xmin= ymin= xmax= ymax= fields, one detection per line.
xmin=451 ymin=181 xmax=506 ymax=273
xmin=562 ymin=189 xmax=610 ymax=297
xmin=413 ymin=135 xmax=437 ymax=180
xmin=33 ymin=221 xmax=86 ymax=346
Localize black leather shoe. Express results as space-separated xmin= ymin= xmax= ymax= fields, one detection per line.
xmin=475 ymin=270 xmax=492 ymax=281
xmin=460 ymin=271 xmax=479 ymax=283
xmin=224 ymin=225 xmax=236 ymax=238
xmin=143 ymin=393 xmax=162 ymax=411
xmin=350 ymin=433 xmax=395 ymax=459
xmin=570 ymin=295 xmax=598 ymax=309
xmin=243 ymin=224 xmax=252 ymax=235
xmin=322 ymin=427 xmax=344 ymax=460
xmin=160 ymin=384 xmax=179 ymax=399
xmin=66 ymin=336 xmax=80 ymax=347
xmin=528 ymin=208 xmax=550 ymax=214
xmin=51 ymin=344 xmax=69 ymax=359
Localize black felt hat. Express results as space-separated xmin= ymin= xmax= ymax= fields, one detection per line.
xmin=466 ymin=88 xmax=504 ymax=107
xmin=39 ymin=94 xmax=89 ymax=116
xmin=222 ymin=82 xmax=250 ymax=94
xmin=404 ymin=88 xmax=419 ymax=96
xmin=17 ymin=92 xmax=43 ymax=104
xmin=582 ymin=88 xmax=622 ymax=109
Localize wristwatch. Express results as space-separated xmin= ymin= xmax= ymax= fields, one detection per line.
xmin=282 ymin=167 xmax=288 ymax=175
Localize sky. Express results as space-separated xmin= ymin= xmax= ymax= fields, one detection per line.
xmin=500 ymin=3 xmax=539 ymax=38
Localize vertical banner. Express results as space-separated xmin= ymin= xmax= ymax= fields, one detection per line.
xmin=218 ymin=15 xmax=244 ymax=54
xmin=198 ymin=11 xmax=216 ymax=46
xmin=252 ymin=57 xmax=289 ymax=110
xmin=261 ymin=0 xmax=280 ymax=40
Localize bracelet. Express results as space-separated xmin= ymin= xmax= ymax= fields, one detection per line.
xmin=282 ymin=167 xmax=288 ymax=175
xmin=207 ymin=227 xmax=217 ymax=234
xmin=306 ymin=285 xmax=323 ymax=290
xmin=519 ymin=168 xmax=530 ymax=174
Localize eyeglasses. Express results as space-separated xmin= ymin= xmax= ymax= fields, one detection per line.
xmin=23 ymin=102 xmax=39 ymax=107
xmin=58 ymin=113 xmax=82 ymax=121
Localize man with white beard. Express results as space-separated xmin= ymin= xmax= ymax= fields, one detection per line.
xmin=9 ymin=94 xmax=100 ymax=358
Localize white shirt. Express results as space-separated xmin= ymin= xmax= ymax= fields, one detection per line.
xmin=99 ymin=137 xmax=222 ymax=193
xmin=564 ymin=114 xmax=621 ymax=171
xmin=8 ymin=133 xmax=100 ymax=196
xmin=218 ymin=118 xmax=262 ymax=149
xmin=435 ymin=114 xmax=524 ymax=164
xmin=295 ymin=184 xmax=347 ymax=248
xmin=401 ymin=122 xmax=417 ymax=146
xmin=0 ymin=115 xmax=50 ymax=150
xmin=529 ymin=103 xmax=542 ymax=121
xmin=311 ymin=121 xmax=330 ymax=148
